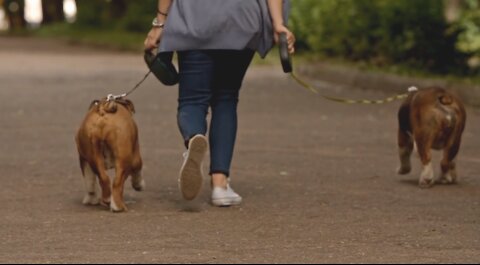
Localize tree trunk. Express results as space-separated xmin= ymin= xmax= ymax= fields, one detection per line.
xmin=41 ymin=0 xmax=65 ymax=24
xmin=445 ymin=0 xmax=464 ymax=22
xmin=3 ymin=0 xmax=26 ymax=31
xmin=109 ymin=0 xmax=127 ymax=18
xmin=74 ymin=0 xmax=108 ymax=27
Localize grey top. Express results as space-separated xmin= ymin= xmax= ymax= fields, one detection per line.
xmin=159 ymin=0 xmax=289 ymax=58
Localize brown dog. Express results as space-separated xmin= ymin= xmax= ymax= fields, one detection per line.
xmin=75 ymin=97 xmax=145 ymax=212
xmin=397 ymin=86 xmax=466 ymax=188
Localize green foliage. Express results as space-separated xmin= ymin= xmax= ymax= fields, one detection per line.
xmin=454 ymin=0 xmax=480 ymax=57
xmin=290 ymin=0 xmax=470 ymax=74
xmin=291 ymin=0 xmax=380 ymax=59
xmin=74 ymin=0 xmax=156 ymax=31
xmin=74 ymin=0 xmax=110 ymax=28
xmin=118 ymin=0 xmax=157 ymax=32
xmin=42 ymin=0 xmax=478 ymax=75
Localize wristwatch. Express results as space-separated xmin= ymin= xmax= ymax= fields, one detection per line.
xmin=152 ymin=18 xmax=165 ymax=28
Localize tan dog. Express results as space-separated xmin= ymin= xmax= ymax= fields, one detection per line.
xmin=397 ymin=87 xmax=466 ymax=188
xmin=75 ymin=97 xmax=145 ymax=212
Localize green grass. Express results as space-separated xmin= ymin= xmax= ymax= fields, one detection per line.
xmin=32 ymin=23 xmax=146 ymax=52
xmin=291 ymin=52 xmax=480 ymax=86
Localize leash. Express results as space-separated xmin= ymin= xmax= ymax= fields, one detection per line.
xmin=279 ymin=33 xmax=413 ymax=105
xmin=106 ymin=70 xmax=152 ymax=102
xmin=290 ymin=72 xmax=412 ymax=104
xmin=108 ymin=34 xmax=413 ymax=105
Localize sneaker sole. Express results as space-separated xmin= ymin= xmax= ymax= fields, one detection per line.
xmin=212 ymin=198 xmax=242 ymax=207
xmin=179 ymin=135 xmax=208 ymax=201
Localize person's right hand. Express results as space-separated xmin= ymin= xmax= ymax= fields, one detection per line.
xmin=144 ymin=27 xmax=163 ymax=51
xmin=273 ymin=24 xmax=296 ymax=54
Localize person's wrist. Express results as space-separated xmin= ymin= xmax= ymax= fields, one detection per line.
xmin=273 ymin=22 xmax=285 ymax=31
xmin=152 ymin=17 xmax=165 ymax=28
xmin=157 ymin=9 xmax=168 ymax=17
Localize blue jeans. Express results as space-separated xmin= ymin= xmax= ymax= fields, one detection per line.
xmin=177 ymin=49 xmax=255 ymax=177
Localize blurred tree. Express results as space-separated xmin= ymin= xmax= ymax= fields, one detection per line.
xmin=74 ymin=0 xmax=109 ymax=28
xmin=453 ymin=0 xmax=480 ymax=59
xmin=378 ymin=0 xmax=467 ymax=73
xmin=118 ymin=0 xmax=156 ymax=32
xmin=73 ymin=0 xmax=156 ymax=32
xmin=109 ymin=0 xmax=127 ymax=18
xmin=2 ymin=0 xmax=26 ymax=30
xmin=290 ymin=0 xmax=469 ymax=74
xmin=445 ymin=0 xmax=464 ymax=22
xmin=41 ymin=0 xmax=65 ymax=25
xmin=74 ymin=0 xmax=136 ymax=29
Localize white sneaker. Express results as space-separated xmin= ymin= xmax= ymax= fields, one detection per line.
xmin=211 ymin=184 xmax=242 ymax=207
xmin=179 ymin=135 xmax=208 ymax=201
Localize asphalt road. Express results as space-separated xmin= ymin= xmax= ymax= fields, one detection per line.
xmin=0 ymin=37 xmax=479 ymax=263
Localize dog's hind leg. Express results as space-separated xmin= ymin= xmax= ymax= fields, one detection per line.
xmin=92 ymin=144 xmax=112 ymax=207
xmin=110 ymin=162 xmax=129 ymax=213
xmin=131 ymin=149 xmax=145 ymax=192
xmin=397 ymin=103 xmax=413 ymax=175
xmin=416 ymin=134 xmax=435 ymax=188
xmin=439 ymin=135 xmax=461 ymax=185
xmin=81 ymin=158 xmax=100 ymax=205
xmin=397 ymin=129 xmax=414 ymax=175
xmin=131 ymin=170 xmax=145 ymax=192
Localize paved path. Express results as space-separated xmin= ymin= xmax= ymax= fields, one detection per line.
xmin=0 ymin=37 xmax=479 ymax=263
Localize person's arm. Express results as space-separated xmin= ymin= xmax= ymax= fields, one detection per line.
xmin=267 ymin=0 xmax=295 ymax=54
xmin=144 ymin=0 xmax=172 ymax=51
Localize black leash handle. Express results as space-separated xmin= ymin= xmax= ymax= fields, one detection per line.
xmin=144 ymin=50 xmax=179 ymax=86
xmin=279 ymin=32 xmax=412 ymax=104
xmin=279 ymin=32 xmax=293 ymax=73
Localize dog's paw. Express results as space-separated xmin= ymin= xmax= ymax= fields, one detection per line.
xmin=419 ymin=163 xmax=435 ymax=188
xmin=439 ymin=172 xmax=457 ymax=185
xmin=132 ymin=179 xmax=146 ymax=192
xmin=110 ymin=196 xmax=128 ymax=213
xmin=110 ymin=205 xmax=128 ymax=213
xmin=419 ymin=178 xmax=435 ymax=189
xmin=397 ymin=165 xmax=411 ymax=175
xmin=83 ymin=193 xmax=100 ymax=205
xmin=100 ymin=197 xmax=111 ymax=207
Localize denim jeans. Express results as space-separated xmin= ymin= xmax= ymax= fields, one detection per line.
xmin=177 ymin=49 xmax=255 ymax=177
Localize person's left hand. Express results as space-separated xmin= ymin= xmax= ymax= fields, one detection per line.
xmin=144 ymin=27 xmax=163 ymax=51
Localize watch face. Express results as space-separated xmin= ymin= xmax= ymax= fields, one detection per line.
xmin=153 ymin=18 xmax=164 ymax=27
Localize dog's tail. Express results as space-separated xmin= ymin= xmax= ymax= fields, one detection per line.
xmin=439 ymin=94 xmax=454 ymax=105
xmin=103 ymin=101 xmax=118 ymax=114
xmin=94 ymin=100 xmax=118 ymax=116
xmin=436 ymin=90 xmax=457 ymax=128
xmin=89 ymin=99 xmax=118 ymax=114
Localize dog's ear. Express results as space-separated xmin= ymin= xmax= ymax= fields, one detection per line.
xmin=124 ymin=99 xmax=136 ymax=114
xmin=89 ymin=100 xmax=100 ymax=111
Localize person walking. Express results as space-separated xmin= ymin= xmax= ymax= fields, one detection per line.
xmin=144 ymin=0 xmax=295 ymax=206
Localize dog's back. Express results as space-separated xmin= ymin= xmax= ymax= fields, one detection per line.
xmin=397 ymin=87 xmax=467 ymax=188
xmin=76 ymin=99 xmax=139 ymax=170
xmin=404 ymin=87 xmax=466 ymax=150
xmin=75 ymin=98 xmax=144 ymax=212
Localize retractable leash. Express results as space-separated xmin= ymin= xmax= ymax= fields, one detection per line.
xmin=106 ymin=70 xmax=152 ymax=102
xmin=279 ymin=33 xmax=415 ymax=104
xmin=105 ymin=50 xmax=179 ymax=101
